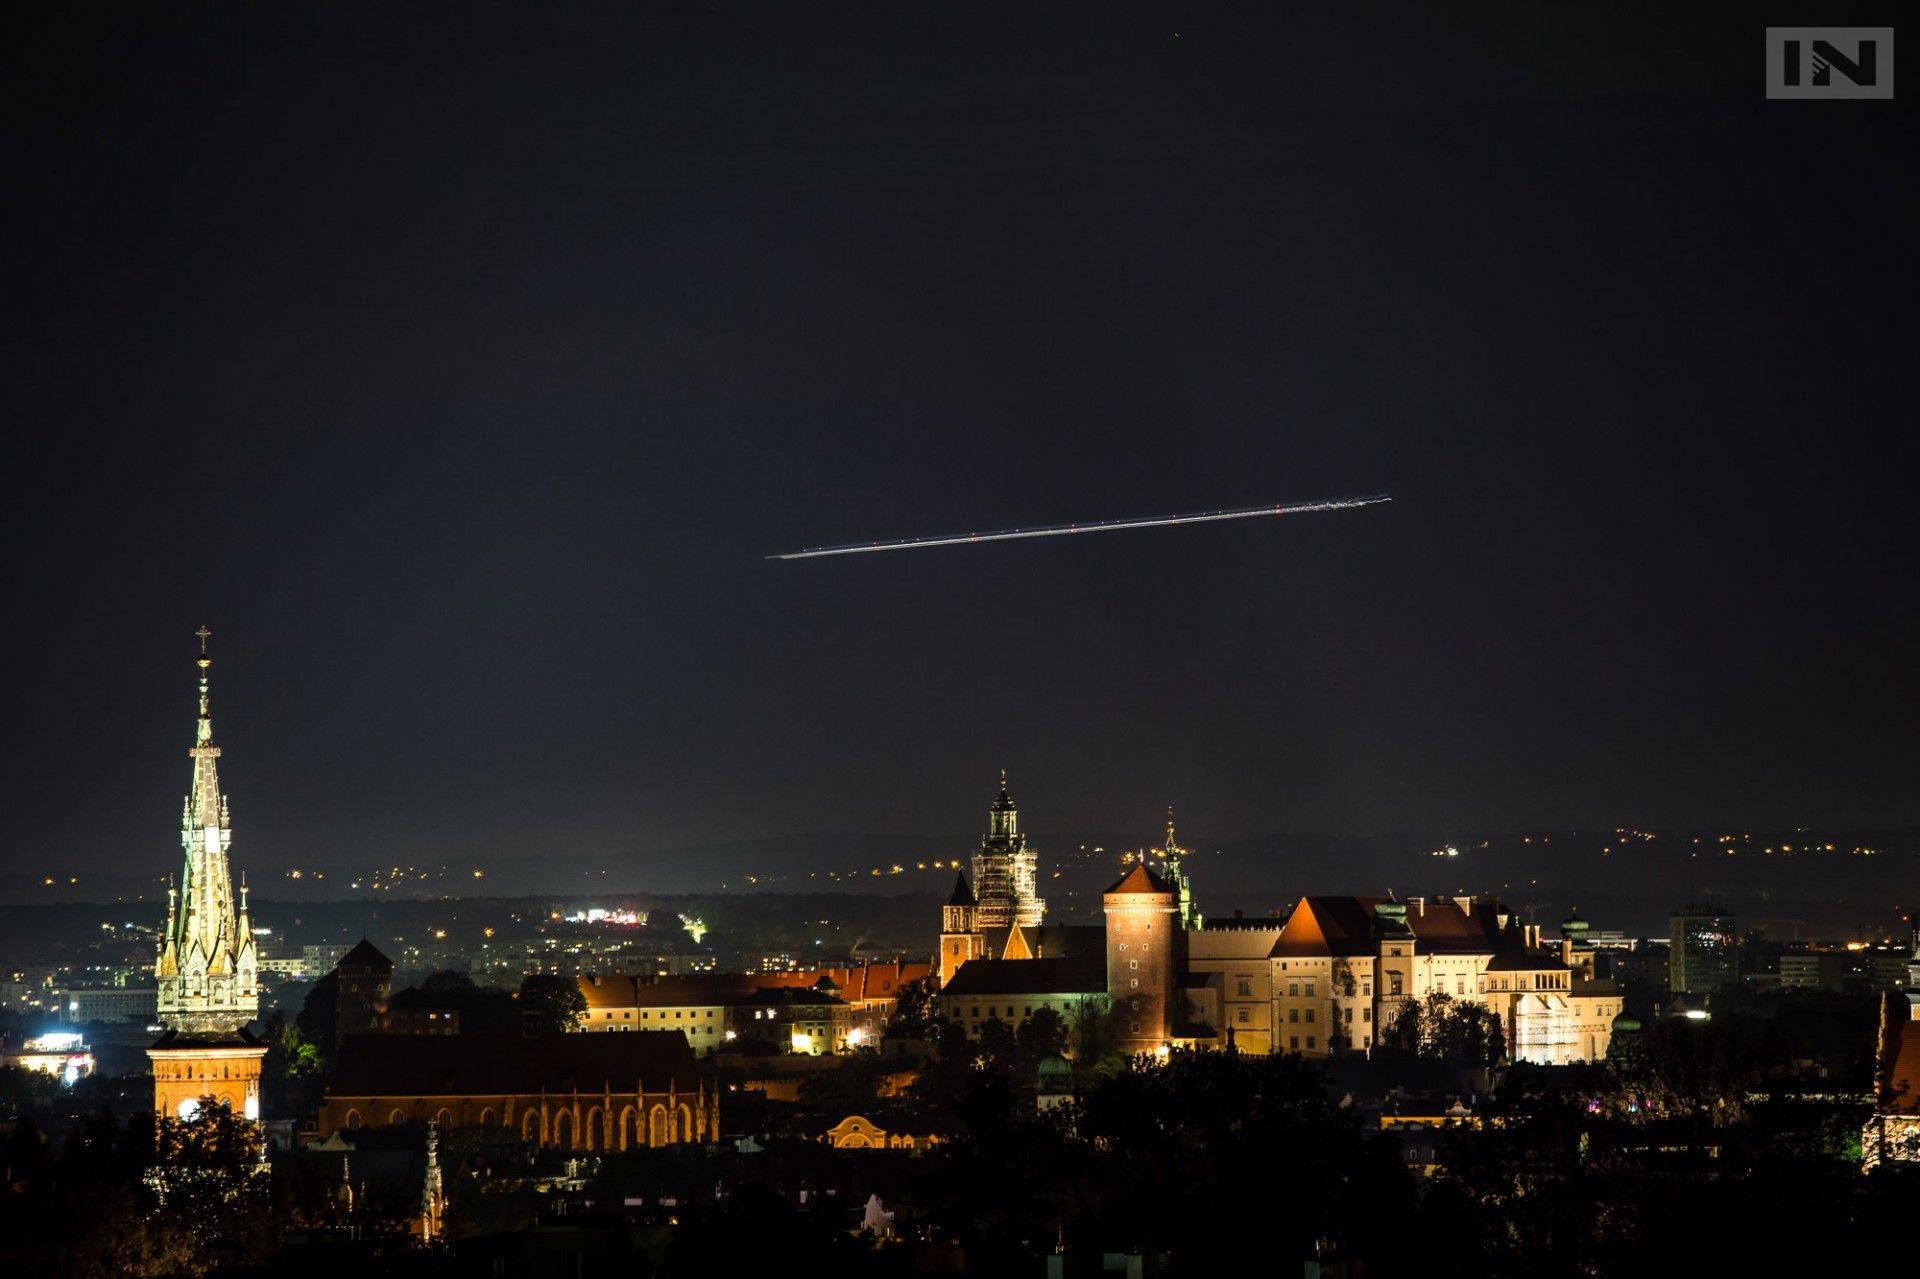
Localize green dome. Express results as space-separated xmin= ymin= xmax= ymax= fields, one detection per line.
xmin=1560 ymin=908 xmax=1590 ymax=940
xmin=1374 ymin=899 xmax=1407 ymax=922
xmin=1612 ymin=1014 xmax=1641 ymax=1033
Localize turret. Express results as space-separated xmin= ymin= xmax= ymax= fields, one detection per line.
xmin=987 ymin=769 xmax=1017 ymax=840
xmin=942 ymin=870 xmax=976 ymax=934
xmin=1560 ymin=907 xmax=1591 ymax=967
xmin=938 ymin=870 xmax=986 ymax=988
xmin=1103 ymin=863 xmax=1178 ymax=1056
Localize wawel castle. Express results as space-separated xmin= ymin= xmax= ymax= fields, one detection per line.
xmin=937 ymin=778 xmax=1623 ymax=1065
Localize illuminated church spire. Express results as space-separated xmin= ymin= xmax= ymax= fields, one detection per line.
xmin=1153 ymin=806 xmax=1202 ymax=931
xmin=970 ymin=768 xmax=1043 ymax=930
xmin=156 ymin=627 xmax=259 ymax=1034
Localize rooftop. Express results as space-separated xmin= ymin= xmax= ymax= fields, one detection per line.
xmin=941 ymin=956 xmax=1106 ymax=998
xmin=336 ymin=938 xmax=394 ymax=974
xmin=329 ymin=1032 xmax=699 ymax=1096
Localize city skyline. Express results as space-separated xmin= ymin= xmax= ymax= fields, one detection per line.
xmin=4 ymin=9 xmax=1914 ymax=1274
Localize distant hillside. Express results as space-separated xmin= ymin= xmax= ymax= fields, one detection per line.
xmin=8 ymin=826 xmax=1914 ymax=938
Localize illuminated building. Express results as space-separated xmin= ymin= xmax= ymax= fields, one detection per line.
xmin=1668 ymin=901 xmax=1738 ymax=995
xmin=61 ymin=985 xmax=159 ymax=1025
xmin=1105 ymin=864 xmax=1180 ymax=1055
xmin=938 ymin=956 xmax=1109 ymax=1035
xmin=1253 ymin=895 xmax=1618 ymax=1064
xmin=1555 ymin=910 xmax=1631 ymax=1045
xmin=970 ymin=771 xmax=1044 ymax=931
xmin=938 ymin=871 xmax=987 ymax=987
xmin=576 ymin=970 xmax=881 ymax=1054
xmin=2 ymin=1031 xmax=96 ymax=1082
xmin=824 ymin=1112 xmax=951 ymax=1151
xmin=797 ymin=960 xmax=930 ymax=1042
xmin=929 ymin=798 xmax=1617 ymax=1063
xmin=316 ymin=1032 xmax=718 ymax=1149
xmin=938 ymin=866 xmax=1185 ymax=1054
xmin=1862 ymin=991 xmax=1920 ymax=1169
xmin=1186 ymin=920 xmax=1283 ymax=1054
xmin=147 ymin=629 xmax=267 ymax=1122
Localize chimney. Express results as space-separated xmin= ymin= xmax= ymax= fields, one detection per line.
xmin=1409 ymin=896 xmax=1425 ymax=916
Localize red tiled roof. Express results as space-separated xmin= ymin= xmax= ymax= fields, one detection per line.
xmin=1269 ymin=896 xmax=1514 ymax=959
xmin=1271 ymin=897 xmax=1383 ymax=957
xmin=579 ymin=975 xmax=641 ymax=1009
xmin=1104 ymin=864 xmax=1172 ymax=895
xmin=1403 ymin=901 xmax=1510 ymax=953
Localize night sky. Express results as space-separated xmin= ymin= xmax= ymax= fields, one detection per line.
xmin=6 ymin=5 xmax=1914 ymax=887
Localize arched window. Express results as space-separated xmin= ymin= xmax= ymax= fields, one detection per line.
xmin=648 ymin=1105 xmax=669 ymax=1147
xmin=677 ymin=1105 xmax=693 ymax=1143
xmin=388 ymin=1109 xmax=406 ymax=1126
xmin=618 ymin=1106 xmax=638 ymax=1151
xmin=552 ymin=1110 xmax=573 ymax=1151
xmin=344 ymin=1108 xmax=363 ymax=1130
xmin=520 ymin=1109 xmax=541 ymax=1142
xmin=584 ymin=1107 xmax=602 ymax=1151
xmin=478 ymin=1107 xmax=497 ymax=1127
xmin=435 ymin=1108 xmax=453 ymax=1130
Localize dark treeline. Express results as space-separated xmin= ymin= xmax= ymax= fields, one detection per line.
xmin=5 ymin=983 xmax=1912 ymax=1275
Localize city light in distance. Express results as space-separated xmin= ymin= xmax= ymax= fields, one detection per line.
xmin=563 ymin=907 xmax=646 ymax=926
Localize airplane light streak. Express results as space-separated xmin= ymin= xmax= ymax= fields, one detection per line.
xmin=770 ymin=494 xmax=1390 ymax=560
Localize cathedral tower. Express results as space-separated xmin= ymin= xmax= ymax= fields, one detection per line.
xmin=938 ymin=871 xmax=987 ymax=987
xmin=149 ymin=629 xmax=267 ymax=1121
xmin=969 ymin=771 xmax=1044 ymax=931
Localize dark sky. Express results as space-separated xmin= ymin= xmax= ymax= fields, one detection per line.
xmin=6 ymin=4 xmax=1914 ymax=885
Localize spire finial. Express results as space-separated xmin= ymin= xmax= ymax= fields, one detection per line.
xmin=194 ymin=629 xmax=215 ymax=740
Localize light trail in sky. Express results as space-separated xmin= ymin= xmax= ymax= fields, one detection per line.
xmin=769 ymin=494 xmax=1390 ymax=560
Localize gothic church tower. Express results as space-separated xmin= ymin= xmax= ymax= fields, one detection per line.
xmin=969 ymin=771 xmax=1044 ymax=931
xmin=149 ymin=629 xmax=267 ymax=1121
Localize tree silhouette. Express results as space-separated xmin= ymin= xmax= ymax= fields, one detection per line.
xmin=518 ymin=972 xmax=588 ymax=1034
